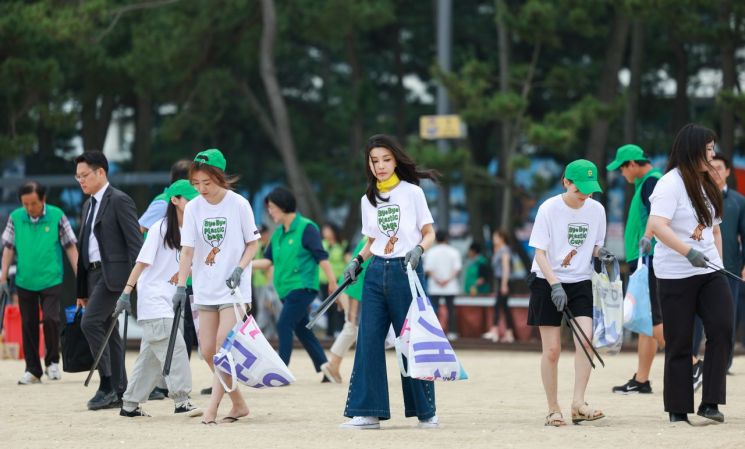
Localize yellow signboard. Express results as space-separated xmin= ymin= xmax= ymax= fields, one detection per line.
xmin=419 ymin=115 xmax=465 ymax=140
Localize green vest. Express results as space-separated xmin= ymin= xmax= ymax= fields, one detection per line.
xmin=339 ymin=237 xmax=370 ymax=301
xmin=319 ymin=240 xmax=346 ymax=284
xmin=464 ymin=254 xmax=491 ymax=294
xmin=252 ymin=241 xmax=269 ymax=287
xmin=625 ymin=168 xmax=662 ymax=262
xmin=11 ymin=205 xmax=65 ymax=291
xmin=271 ymin=214 xmax=321 ymax=299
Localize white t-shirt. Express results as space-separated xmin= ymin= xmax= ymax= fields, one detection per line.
xmin=649 ymin=168 xmax=723 ymax=279
xmin=529 ymin=194 xmax=606 ymax=283
xmin=181 ymin=191 xmax=260 ymax=305
xmin=423 ymin=243 xmax=462 ymax=295
xmin=361 ymin=181 xmax=434 ymax=259
xmin=135 ymin=218 xmax=179 ymax=321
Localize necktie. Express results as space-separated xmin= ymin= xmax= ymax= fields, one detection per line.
xmin=81 ymin=197 xmax=97 ymax=267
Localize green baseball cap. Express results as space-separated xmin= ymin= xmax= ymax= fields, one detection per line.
xmin=565 ymin=159 xmax=603 ymax=194
xmin=194 ymin=148 xmax=227 ymax=171
xmin=165 ymin=179 xmax=199 ymax=201
xmin=606 ymin=144 xmax=647 ymax=171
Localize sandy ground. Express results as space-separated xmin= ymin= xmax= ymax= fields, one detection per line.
xmin=2 ymin=349 xmax=744 ymax=449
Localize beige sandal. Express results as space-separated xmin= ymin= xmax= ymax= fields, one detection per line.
xmin=544 ymin=411 xmax=566 ymax=427
xmin=571 ymin=402 xmax=605 ymax=424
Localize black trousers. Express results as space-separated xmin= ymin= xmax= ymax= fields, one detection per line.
xmin=17 ymin=284 xmax=62 ymax=378
xmin=493 ymin=278 xmax=515 ymax=331
xmin=80 ymin=267 xmax=127 ymax=394
xmin=659 ymin=272 xmax=733 ymax=413
xmin=431 ymin=295 xmax=457 ymax=334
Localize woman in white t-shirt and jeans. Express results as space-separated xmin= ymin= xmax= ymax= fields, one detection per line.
xmin=174 ymin=149 xmax=260 ymax=425
xmin=340 ymin=134 xmax=439 ymax=430
xmin=114 ymin=180 xmax=201 ymax=418
xmin=648 ymin=124 xmax=734 ymax=424
xmin=527 ymin=159 xmax=615 ymax=427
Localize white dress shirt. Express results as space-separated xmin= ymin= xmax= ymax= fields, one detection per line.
xmin=86 ymin=183 xmax=110 ymax=264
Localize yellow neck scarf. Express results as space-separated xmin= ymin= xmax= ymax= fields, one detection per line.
xmin=376 ymin=173 xmax=400 ymax=193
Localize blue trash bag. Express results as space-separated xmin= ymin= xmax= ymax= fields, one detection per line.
xmin=623 ymin=260 xmax=653 ymax=337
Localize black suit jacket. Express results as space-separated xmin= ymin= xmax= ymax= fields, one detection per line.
xmin=76 ymin=185 xmax=143 ymax=297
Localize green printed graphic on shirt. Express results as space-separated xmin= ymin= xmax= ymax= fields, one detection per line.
xmin=202 ymin=217 xmax=227 ymax=266
xmin=567 ymin=223 xmax=589 ymax=247
xmin=377 ymin=205 xmax=400 ymax=236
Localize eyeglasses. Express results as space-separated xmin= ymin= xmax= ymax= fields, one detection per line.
xmin=74 ymin=170 xmax=95 ymax=182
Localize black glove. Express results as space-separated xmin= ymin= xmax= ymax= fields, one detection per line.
xmin=686 ymin=248 xmax=708 ymax=268
xmin=172 ymin=286 xmax=187 ymax=313
xmin=343 ymin=257 xmax=361 ymax=283
xmin=0 ymin=281 xmax=9 ymax=300
xmin=113 ymin=292 xmax=131 ymax=317
xmin=226 ymin=266 xmax=243 ymax=290
xmin=550 ymin=283 xmax=567 ymax=312
xmin=404 ymin=245 xmax=424 ymax=270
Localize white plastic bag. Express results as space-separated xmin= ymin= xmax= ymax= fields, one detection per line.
xmin=394 ymin=266 xmax=468 ymax=381
xmin=213 ymin=289 xmax=295 ymax=391
xmin=591 ymin=261 xmax=624 ymax=355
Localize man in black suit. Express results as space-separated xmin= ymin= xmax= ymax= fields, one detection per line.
xmin=75 ymin=151 xmax=143 ymax=410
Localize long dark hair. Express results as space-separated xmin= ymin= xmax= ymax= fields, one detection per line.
xmin=364 ymin=134 xmax=439 ymax=206
xmin=188 ymin=164 xmax=239 ymax=189
xmin=161 ymin=200 xmax=181 ymax=250
xmin=666 ymin=124 xmax=723 ymax=226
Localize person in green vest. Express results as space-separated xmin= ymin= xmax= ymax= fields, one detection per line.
xmin=253 ymin=186 xmax=338 ymax=381
xmin=322 ymin=236 xmax=370 ymax=383
xmin=1 ymin=181 xmax=79 ymax=385
xmin=319 ymin=223 xmax=349 ymax=338
xmin=607 ymin=144 xmax=669 ymax=394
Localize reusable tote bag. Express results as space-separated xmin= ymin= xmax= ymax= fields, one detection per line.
xmin=622 ymin=256 xmax=653 ymax=337
xmin=591 ymin=260 xmax=624 ymax=355
xmin=394 ymin=265 xmax=468 ymax=381
xmin=61 ymin=307 xmax=94 ymax=373
xmin=213 ymin=289 xmax=295 ymax=392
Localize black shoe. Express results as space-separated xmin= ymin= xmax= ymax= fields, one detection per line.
xmin=174 ymin=400 xmax=203 ymax=417
xmin=120 ymin=406 xmax=151 ymax=417
xmin=321 ymin=375 xmax=331 ymax=383
xmin=612 ymin=373 xmax=652 ymax=394
xmin=200 ymin=387 xmax=212 ymax=395
xmin=697 ymin=403 xmax=724 ymax=423
xmin=669 ymin=412 xmax=689 ymax=423
xmin=692 ymin=360 xmax=703 ymax=392
xmin=148 ymin=387 xmax=168 ymax=401
xmin=87 ymin=390 xmax=119 ymax=411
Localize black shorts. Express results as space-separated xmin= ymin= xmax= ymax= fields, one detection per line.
xmin=628 ymin=256 xmax=663 ymax=326
xmin=527 ymin=276 xmax=593 ymax=327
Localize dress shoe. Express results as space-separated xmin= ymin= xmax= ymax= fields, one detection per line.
xmin=668 ymin=412 xmax=689 ymax=423
xmin=697 ymin=404 xmax=724 ymax=423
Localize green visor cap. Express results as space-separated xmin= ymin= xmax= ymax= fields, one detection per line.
xmin=565 ymin=159 xmax=603 ymax=194
xmin=165 ymin=179 xmax=199 ymax=201
xmin=194 ymin=148 xmax=227 ymax=171
xmin=606 ymin=144 xmax=647 ymax=171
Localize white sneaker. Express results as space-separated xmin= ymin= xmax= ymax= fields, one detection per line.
xmin=18 ymin=371 xmax=42 ymax=385
xmin=46 ymin=363 xmax=61 ymax=380
xmin=339 ymin=416 xmax=380 ymax=430
xmin=447 ymin=332 xmax=459 ymax=341
xmin=418 ymin=415 xmax=439 ymax=429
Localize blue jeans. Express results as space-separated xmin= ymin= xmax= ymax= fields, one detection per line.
xmin=277 ymin=288 xmax=327 ymax=372
xmin=344 ymin=257 xmax=436 ymax=421
xmin=692 ymin=276 xmax=740 ymax=367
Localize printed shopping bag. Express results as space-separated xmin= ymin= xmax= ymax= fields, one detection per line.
xmin=622 ymin=256 xmax=653 ymax=337
xmin=591 ymin=260 xmax=624 ymax=355
xmin=394 ymin=265 xmax=468 ymax=381
xmin=213 ymin=290 xmax=295 ymax=392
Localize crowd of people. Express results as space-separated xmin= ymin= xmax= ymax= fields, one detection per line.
xmin=1 ymin=125 xmax=744 ymax=428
